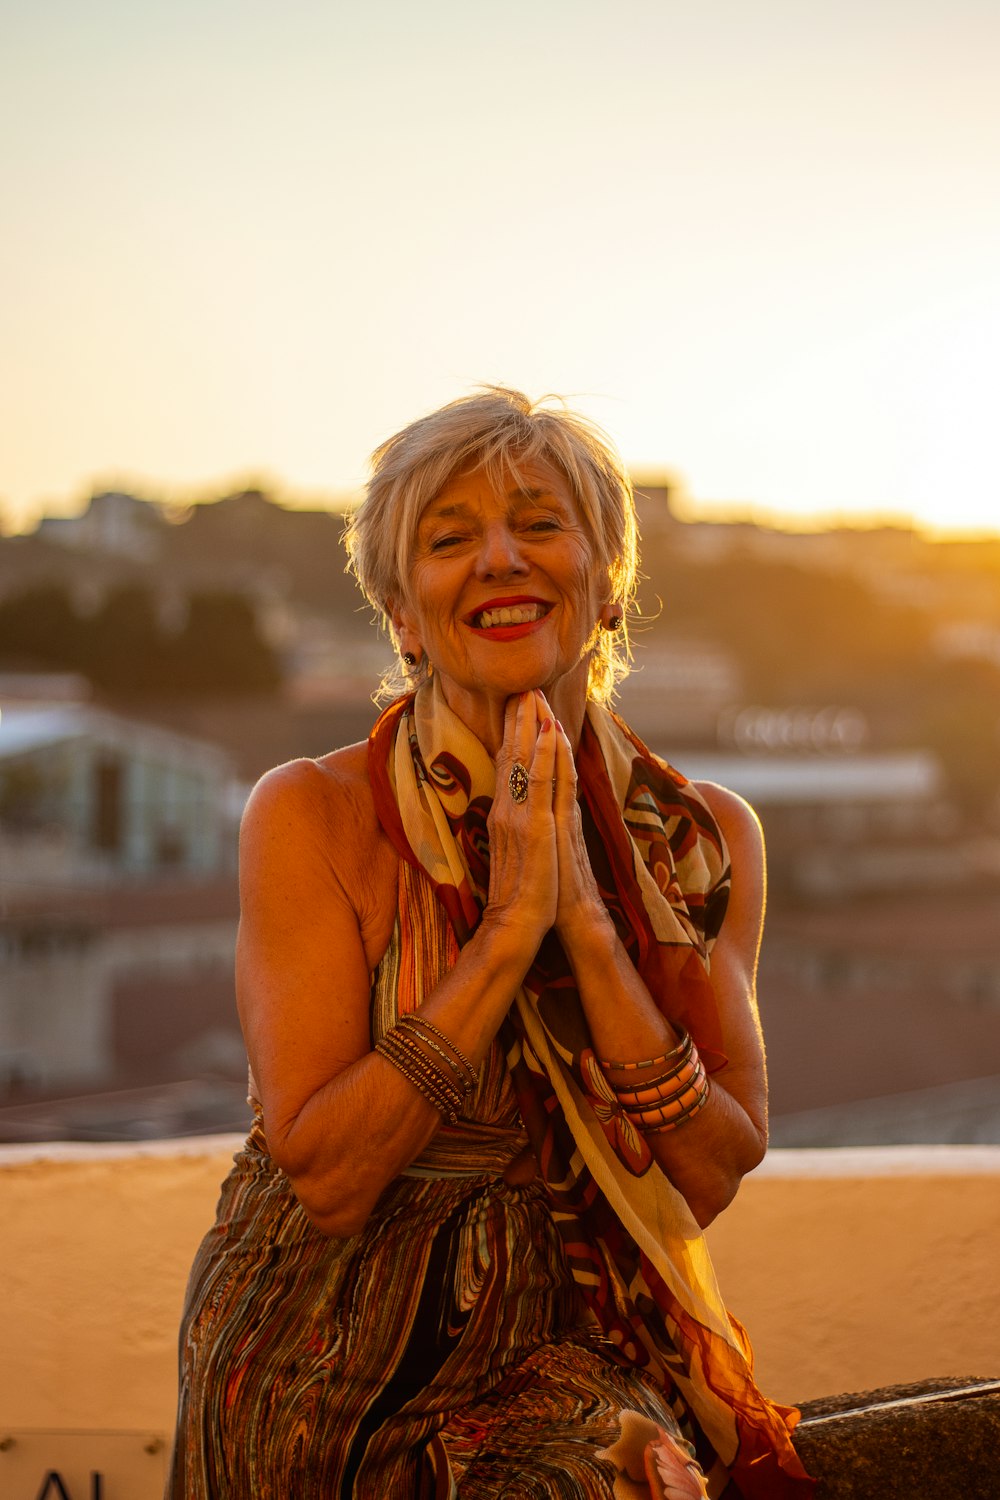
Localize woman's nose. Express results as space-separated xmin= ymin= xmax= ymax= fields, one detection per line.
xmin=475 ymin=523 xmax=529 ymax=579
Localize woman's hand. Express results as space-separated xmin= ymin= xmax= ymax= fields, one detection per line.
xmin=487 ymin=694 xmax=608 ymax=949
xmin=517 ymin=708 xmax=769 ymax=1227
xmin=484 ymin=691 xmax=561 ymax=950
xmin=549 ymin=717 xmax=614 ymax=945
xmin=238 ymin=738 xmax=563 ymax=1239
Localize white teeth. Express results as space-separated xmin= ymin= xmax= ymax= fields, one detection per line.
xmin=476 ymin=603 xmax=546 ymax=628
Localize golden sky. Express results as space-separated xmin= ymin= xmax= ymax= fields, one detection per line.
xmin=3 ymin=0 xmax=998 ymax=535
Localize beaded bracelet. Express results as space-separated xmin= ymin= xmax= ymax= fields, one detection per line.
xmin=402 ymin=1013 xmax=477 ymax=1079
xmin=396 ymin=1013 xmax=477 ymax=1094
xmin=377 ymin=1054 xmax=458 ymax=1124
xmin=376 ymin=1047 xmax=460 ymax=1124
xmin=375 ymin=1027 xmax=465 ymax=1124
xmin=380 ymin=1026 xmax=465 ymax=1109
xmin=376 ymin=1030 xmax=458 ymax=1110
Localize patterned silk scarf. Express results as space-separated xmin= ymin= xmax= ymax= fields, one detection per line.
xmin=369 ymin=677 xmax=813 ymax=1499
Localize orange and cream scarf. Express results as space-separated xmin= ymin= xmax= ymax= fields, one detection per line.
xmin=369 ymin=676 xmax=813 ymax=1499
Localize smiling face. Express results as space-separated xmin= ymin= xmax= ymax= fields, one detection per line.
xmin=393 ymin=460 xmax=610 ymax=744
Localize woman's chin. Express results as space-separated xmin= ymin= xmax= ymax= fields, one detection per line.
xmin=436 ymin=653 xmax=589 ymax=726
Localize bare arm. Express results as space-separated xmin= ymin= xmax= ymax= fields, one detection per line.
xmin=236 ymin=720 xmax=560 ymax=1238
xmin=549 ymin=719 xmax=768 ymax=1227
xmin=237 ymin=699 xmax=766 ymax=1238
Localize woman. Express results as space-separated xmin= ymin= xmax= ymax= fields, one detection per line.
xmin=168 ymin=388 xmax=813 ymax=1498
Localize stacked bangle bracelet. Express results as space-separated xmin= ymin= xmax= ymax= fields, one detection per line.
xmin=599 ymin=1027 xmax=710 ymax=1135
xmin=375 ymin=1013 xmax=478 ymax=1125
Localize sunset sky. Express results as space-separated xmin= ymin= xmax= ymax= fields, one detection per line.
xmin=3 ymin=0 xmax=998 ymax=536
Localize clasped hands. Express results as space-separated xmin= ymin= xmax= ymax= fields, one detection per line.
xmin=485 ymin=690 xmax=607 ymax=951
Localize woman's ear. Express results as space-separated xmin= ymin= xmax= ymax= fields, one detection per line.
xmin=388 ymin=597 xmax=423 ymax=665
xmin=387 ymin=595 xmax=403 ymax=633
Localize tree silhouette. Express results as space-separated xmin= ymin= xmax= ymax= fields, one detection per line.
xmin=0 ymin=584 xmax=82 ymax=670
xmin=0 ymin=582 xmax=281 ymax=697
xmin=164 ymin=592 xmax=282 ymax=694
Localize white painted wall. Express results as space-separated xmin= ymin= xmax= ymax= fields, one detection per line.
xmin=2 ymin=1141 xmax=998 ymax=1437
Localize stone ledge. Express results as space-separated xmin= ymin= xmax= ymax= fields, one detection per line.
xmin=3 ymin=1138 xmax=1000 ymax=1175
xmin=0 ymin=1133 xmax=245 ymax=1166
xmin=794 ymin=1377 xmax=1000 ymax=1499
xmin=750 ymin=1144 xmax=1000 ymax=1178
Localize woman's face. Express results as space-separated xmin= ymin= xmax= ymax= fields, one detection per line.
xmin=395 ymin=460 xmax=608 ymax=733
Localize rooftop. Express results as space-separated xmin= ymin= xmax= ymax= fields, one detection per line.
xmin=2 ymin=1140 xmax=998 ymax=1496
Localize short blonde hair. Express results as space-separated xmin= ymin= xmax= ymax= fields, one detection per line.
xmin=344 ymin=386 xmax=639 ymax=701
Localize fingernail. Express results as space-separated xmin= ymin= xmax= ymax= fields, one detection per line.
xmin=541 ymin=717 xmax=552 ymax=732
xmin=555 ymin=720 xmax=563 ymax=734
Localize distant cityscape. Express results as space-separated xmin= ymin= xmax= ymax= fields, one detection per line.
xmin=1 ymin=484 xmax=998 ymax=1145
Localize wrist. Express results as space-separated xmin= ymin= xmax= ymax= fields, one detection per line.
xmin=475 ymin=906 xmax=545 ymax=978
xmin=556 ymin=901 xmax=618 ymax=962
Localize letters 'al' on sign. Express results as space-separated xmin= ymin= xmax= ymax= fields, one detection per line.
xmin=0 ymin=1430 xmax=168 ymax=1500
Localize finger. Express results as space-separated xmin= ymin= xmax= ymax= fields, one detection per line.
xmin=528 ymin=687 xmax=549 ymax=719
xmin=504 ymin=717 xmax=555 ymax=811
xmin=498 ymin=693 xmax=523 ymax=768
xmin=501 ymin=695 xmax=544 ymax=804
xmin=552 ymin=722 xmax=579 ymax=818
xmin=527 ymin=714 xmax=557 ymax=796
xmin=500 ymin=692 xmax=540 ymax=759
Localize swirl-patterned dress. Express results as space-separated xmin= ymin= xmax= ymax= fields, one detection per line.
xmin=166 ymin=680 xmax=812 ymax=1498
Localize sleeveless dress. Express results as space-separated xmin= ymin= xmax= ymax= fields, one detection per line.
xmin=168 ymin=685 xmax=813 ymax=1497
xmin=167 ymin=859 xmax=683 ymax=1499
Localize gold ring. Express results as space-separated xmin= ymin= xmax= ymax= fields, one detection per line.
xmin=508 ymin=762 xmax=529 ymax=804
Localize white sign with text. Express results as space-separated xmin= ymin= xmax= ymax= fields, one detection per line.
xmin=0 ymin=1430 xmax=168 ymax=1500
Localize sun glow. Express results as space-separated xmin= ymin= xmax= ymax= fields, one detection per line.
xmin=2 ymin=1 xmax=999 ymax=542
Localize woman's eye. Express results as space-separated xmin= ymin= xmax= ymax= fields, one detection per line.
xmin=429 ymin=532 xmax=465 ymax=550
xmin=525 ymin=517 xmax=559 ymax=533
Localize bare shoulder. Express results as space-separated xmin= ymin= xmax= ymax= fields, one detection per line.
xmin=244 ymin=742 xmax=381 ymax=842
xmin=241 ymin=743 xmax=397 ymax=928
xmin=690 ymin=780 xmax=764 ymax=864
xmin=692 ymin=780 xmax=761 ymax=852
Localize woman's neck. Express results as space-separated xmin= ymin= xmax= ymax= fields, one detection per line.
xmin=436 ymin=670 xmax=589 ymax=759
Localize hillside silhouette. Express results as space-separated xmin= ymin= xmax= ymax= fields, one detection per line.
xmin=1 ymin=485 xmax=998 ymax=810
